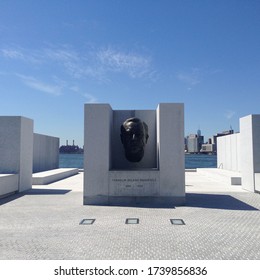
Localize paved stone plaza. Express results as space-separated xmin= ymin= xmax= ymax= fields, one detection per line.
xmin=0 ymin=171 xmax=260 ymax=260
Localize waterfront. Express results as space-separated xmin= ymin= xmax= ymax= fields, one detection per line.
xmin=59 ymin=153 xmax=84 ymax=168
xmin=59 ymin=153 xmax=217 ymax=169
xmin=185 ymin=153 xmax=217 ymax=169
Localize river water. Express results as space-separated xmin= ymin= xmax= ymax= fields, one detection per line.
xmin=59 ymin=153 xmax=217 ymax=169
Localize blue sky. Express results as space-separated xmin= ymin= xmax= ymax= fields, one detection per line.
xmin=1 ymin=0 xmax=260 ymax=147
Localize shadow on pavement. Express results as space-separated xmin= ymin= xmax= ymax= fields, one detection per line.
xmin=186 ymin=193 xmax=259 ymax=211
xmin=27 ymin=188 xmax=71 ymax=195
xmin=0 ymin=192 xmax=25 ymax=206
xmin=0 ymin=188 xmax=71 ymax=206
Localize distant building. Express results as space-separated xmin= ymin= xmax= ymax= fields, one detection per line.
xmin=184 ymin=137 xmax=188 ymax=152
xmin=59 ymin=140 xmax=84 ymax=154
xmin=185 ymin=128 xmax=234 ymax=154
xmin=200 ymin=143 xmax=216 ymax=154
xmin=186 ymin=130 xmax=204 ymax=153
xmin=187 ymin=134 xmax=198 ymax=153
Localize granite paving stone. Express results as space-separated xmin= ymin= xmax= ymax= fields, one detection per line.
xmin=0 ymin=172 xmax=260 ymax=260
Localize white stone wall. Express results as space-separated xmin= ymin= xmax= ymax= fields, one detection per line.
xmin=0 ymin=174 xmax=19 ymax=197
xmin=0 ymin=116 xmax=33 ymax=192
xmin=240 ymin=115 xmax=260 ymax=192
xmin=217 ymin=133 xmax=241 ymax=172
xmin=84 ymin=104 xmax=113 ymax=201
xmin=33 ymin=133 xmax=59 ymax=173
xmin=157 ymin=103 xmax=185 ymax=198
xmin=216 ymin=114 xmax=260 ymax=193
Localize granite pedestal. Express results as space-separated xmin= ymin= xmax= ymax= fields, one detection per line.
xmin=84 ymin=103 xmax=185 ymax=206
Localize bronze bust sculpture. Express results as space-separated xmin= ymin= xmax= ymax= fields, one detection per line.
xmin=120 ymin=117 xmax=149 ymax=162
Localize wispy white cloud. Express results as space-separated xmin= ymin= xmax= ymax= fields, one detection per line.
xmin=40 ymin=46 xmax=107 ymax=81
xmin=1 ymin=49 xmax=25 ymax=60
xmin=43 ymin=47 xmax=79 ymax=63
xmin=177 ymin=68 xmax=201 ymax=86
xmin=16 ymin=74 xmax=63 ymax=96
xmin=176 ymin=67 xmax=222 ymax=91
xmin=41 ymin=47 xmax=85 ymax=79
xmin=1 ymin=45 xmax=155 ymax=82
xmin=69 ymin=85 xmax=98 ymax=103
xmin=45 ymin=46 xmax=155 ymax=81
xmin=69 ymin=85 xmax=80 ymax=92
xmin=1 ymin=47 xmax=42 ymax=64
xmin=97 ymin=47 xmax=154 ymax=79
xmin=225 ymin=110 xmax=236 ymax=119
xmin=83 ymin=93 xmax=98 ymax=103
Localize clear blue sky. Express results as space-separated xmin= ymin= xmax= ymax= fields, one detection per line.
xmin=1 ymin=0 xmax=260 ymax=147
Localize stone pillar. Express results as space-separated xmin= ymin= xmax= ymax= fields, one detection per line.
xmin=84 ymin=104 xmax=113 ymax=204
xmin=157 ymin=103 xmax=185 ymax=202
xmin=0 ymin=116 xmax=33 ymax=192
xmin=240 ymin=115 xmax=260 ymax=192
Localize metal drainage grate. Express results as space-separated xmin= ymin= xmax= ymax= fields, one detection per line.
xmin=125 ymin=218 xmax=139 ymax=224
xmin=170 ymin=219 xmax=185 ymax=225
xmin=79 ymin=219 xmax=95 ymax=225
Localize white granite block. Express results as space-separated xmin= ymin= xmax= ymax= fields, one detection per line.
xmin=0 ymin=116 xmax=33 ymax=192
xmin=33 ymin=133 xmax=59 ymax=173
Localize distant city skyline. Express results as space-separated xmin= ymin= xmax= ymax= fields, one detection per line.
xmin=1 ymin=1 xmax=260 ymax=147
xmin=60 ymin=123 xmax=237 ymax=148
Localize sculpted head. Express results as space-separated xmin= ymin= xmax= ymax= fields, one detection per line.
xmin=120 ymin=117 xmax=149 ymax=162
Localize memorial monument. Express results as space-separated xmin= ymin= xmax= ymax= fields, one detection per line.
xmin=84 ymin=103 xmax=185 ymax=206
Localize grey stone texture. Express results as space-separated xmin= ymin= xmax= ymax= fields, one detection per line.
xmin=0 ymin=116 xmax=33 ymax=192
xmin=33 ymin=133 xmax=59 ymax=173
xmin=32 ymin=168 xmax=79 ymax=185
xmin=0 ymin=174 xmax=18 ymax=197
xmin=217 ymin=133 xmax=240 ymax=172
xmin=240 ymin=115 xmax=260 ymax=192
xmin=0 ymin=171 xmax=260 ymax=260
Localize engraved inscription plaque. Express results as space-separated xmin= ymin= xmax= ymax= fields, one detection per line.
xmin=109 ymin=171 xmax=160 ymax=196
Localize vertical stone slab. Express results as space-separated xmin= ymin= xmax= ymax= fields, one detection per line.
xmin=19 ymin=117 xmax=33 ymax=192
xmin=231 ymin=134 xmax=240 ymax=172
xmin=33 ymin=133 xmax=59 ymax=173
xmin=0 ymin=116 xmax=33 ymax=192
xmin=0 ymin=117 xmax=20 ymax=174
xmin=252 ymin=115 xmax=260 ymax=170
xmin=84 ymin=104 xmax=113 ymax=204
xmin=217 ymin=134 xmax=241 ymax=172
xmin=225 ymin=136 xmax=231 ymax=170
xmin=240 ymin=115 xmax=255 ymax=192
xmin=157 ymin=103 xmax=185 ymax=202
xmin=217 ymin=136 xmax=226 ymax=169
xmin=252 ymin=115 xmax=260 ymax=192
xmin=237 ymin=134 xmax=241 ymax=172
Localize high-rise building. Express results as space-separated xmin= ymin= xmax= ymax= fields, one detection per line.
xmin=186 ymin=132 xmax=204 ymax=153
